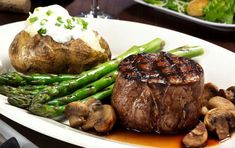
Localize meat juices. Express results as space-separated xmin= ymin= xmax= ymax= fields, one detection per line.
xmin=111 ymin=52 xmax=204 ymax=133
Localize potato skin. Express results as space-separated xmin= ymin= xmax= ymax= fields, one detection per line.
xmin=9 ymin=31 xmax=111 ymax=74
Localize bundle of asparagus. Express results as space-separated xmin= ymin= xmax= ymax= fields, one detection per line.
xmin=0 ymin=37 xmax=204 ymax=118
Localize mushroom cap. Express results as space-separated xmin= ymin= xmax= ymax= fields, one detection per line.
xmin=204 ymin=108 xmax=235 ymax=140
xmin=65 ymin=102 xmax=89 ymax=117
xmin=82 ymin=104 xmax=116 ymax=133
xmin=182 ymin=122 xmax=208 ymax=147
xmin=65 ymin=98 xmax=116 ymax=133
xmin=227 ymin=86 xmax=235 ymax=93
xmin=65 ymin=102 xmax=90 ymax=128
xmin=94 ymin=105 xmax=116 ymax=133
xmin=68 ymin=116 xmax=86 ymax=128
xmin=207 ymin=96 xmax=235 ymax=110
xmin=201 ymin=83 xmax=219 ymax=106
xmin=226 ymin=86 xmax=235 ymax=103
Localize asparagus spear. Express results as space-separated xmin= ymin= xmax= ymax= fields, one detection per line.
xmin=0 ymin=72 xmax=81 ymax=86
xmin=0 ymin=85 xmax=45 ymax=96
xmin=0 ymin=85 xmax=47 ymax=108
xmin=27 ymin=84 xmax=115 ymax=117
xmin=46 ymin=71 xmax=118 ymax=106
xmin=7 ymin=84 xmax=114 ymax=111
xmin=0 ymin=84 xmax=59 ymax=108
xmin=81 ymin=84 xmax=114 ymax=102
xmin=8 ymin=94 xmax=33 ymax=108
xmin=168 ymin=45 xmax=204 ymax=58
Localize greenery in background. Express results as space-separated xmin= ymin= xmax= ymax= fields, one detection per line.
xmin=143 ymin=0 xmax=235 ymax=24
xmin=144 ymin=0 xmax=190 ymax=13
xmin=203 ymin=0 xmax=235 ymax=24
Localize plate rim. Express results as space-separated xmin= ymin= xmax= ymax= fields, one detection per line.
xmin=0 ymin=19 xmax=235 ymax=148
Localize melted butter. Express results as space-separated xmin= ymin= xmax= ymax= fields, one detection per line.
xmin=24 ymin=5 xmax=104 ymax=52
xmin=104 ymin=129 xmax=218 ymax=148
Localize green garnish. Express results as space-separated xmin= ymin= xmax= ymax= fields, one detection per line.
xmin=38 ymin=28 xmax=47 ymax=35
xmin=75 ymin=17 xmax=88 ymax=29
xmin=143 ymin=0 xmax=188 ymax=14
xmin=72 ymin=17 xmax=76 ymax=21
xmin=67 ymin=19 xmax=72 ymax=24
xmin=57 ymin=16 xmax=64 ymax=23
xmin=203 ymin=0 xmax=235 ymax=24
xmin=29 ymin=16 xmax=38 ymax=23
xmin=55 ymin=23 xmax=61 ymax=27
xmin=40 ymin=19 xmax=48 ymax=26
xmin=46 ymin=10 xmax=53 ymax=16
xmin=64 ymin=19 xmax=75 ymax=30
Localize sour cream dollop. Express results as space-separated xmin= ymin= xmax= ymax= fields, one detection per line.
xmin=24 ymin=5 xmax=104 ymax=52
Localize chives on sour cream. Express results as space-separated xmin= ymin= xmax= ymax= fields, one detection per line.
xmin=24 ymin=5 xmax=104 ymax=52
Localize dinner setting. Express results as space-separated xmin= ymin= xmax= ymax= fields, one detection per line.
xmin=0 ymin=0 xmax=235 ymax=148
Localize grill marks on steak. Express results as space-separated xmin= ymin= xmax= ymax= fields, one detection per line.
xmin=112 ymin=52 xmax=204 ymax=133
xmin=119 ymin=52 xmax=202 ymax=85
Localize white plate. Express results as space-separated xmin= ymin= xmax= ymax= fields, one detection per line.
xmin=0 ymin=19 xmax=235 ymax=148
xmin=134 ymin=0 xmax=235 ymax=31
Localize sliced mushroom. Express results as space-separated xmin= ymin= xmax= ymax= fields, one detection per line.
xmin=81 ymin=102 xmax=103 ymax=131
xmin=207 ymin=96 xmax=235 ymax=110
xmin=82 ymin=104 xmax=116 ymax=133
xmin=201 ymin=83 xmax=219 ymax=106
xmin=65 ymin=102 xmax=89 ymax=128
xmin=219 ymin=86 xmax=235 ymax=103
xmin=204 ymin=108 xmax=235 ymax=140
xmin=182 ymin=122 xmax=208 ymax=148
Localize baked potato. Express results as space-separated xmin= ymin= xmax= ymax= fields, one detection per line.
xmin=9 ymin=30 xmax=111 ymax=74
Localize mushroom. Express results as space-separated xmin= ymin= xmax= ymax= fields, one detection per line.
xmin=65 ymin=98 xmax=116 ymax=133
xmin=65 ymin=102 xmax=89 ymax=128
xmin=201 ymin=83 xmax=219 ymax=106
xmin=204 ymin=108 xmax=235 ymax=140
xmin=200 ymin=83 xmax=219 ymax=115
xmin=207 ymin=96 xmax=235 ymax=110
xmin=82 ymin=104 xmax=116 ymax=133
xmin=218 ymin=86 xmax=235 ymax=103
xmin=182 ymin=122 xmax=208 ymax=148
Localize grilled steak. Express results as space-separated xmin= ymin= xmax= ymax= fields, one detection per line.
xmin=111 ymin=52 xmax=204 ymax=133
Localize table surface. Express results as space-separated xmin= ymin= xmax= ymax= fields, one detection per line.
xmin=0 ymin=0 xmax=235 ymax=147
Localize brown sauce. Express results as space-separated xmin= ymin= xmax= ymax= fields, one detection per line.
xmin=104 ymin=129 xmax=219 ymax=148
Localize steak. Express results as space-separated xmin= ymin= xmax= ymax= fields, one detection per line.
xmin=111 ymin=52 xmax=204 ymax=133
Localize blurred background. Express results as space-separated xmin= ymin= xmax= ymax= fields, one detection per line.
xmin=0 ymin=0 xmax=231 ymax=50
